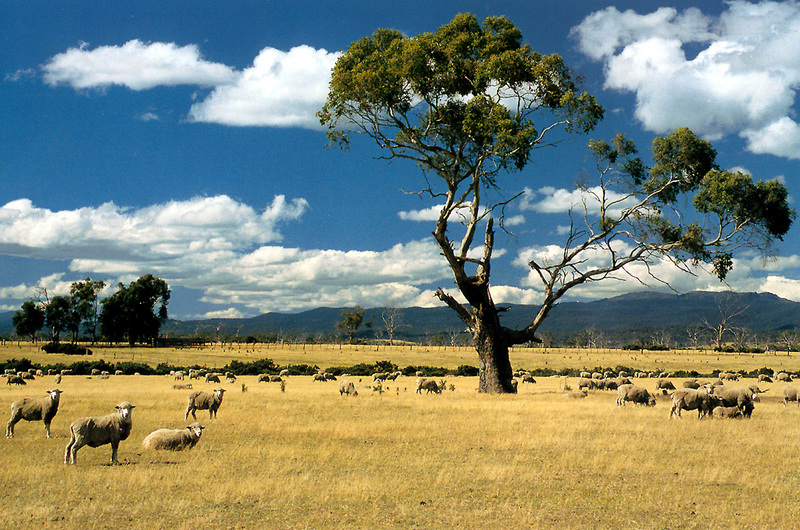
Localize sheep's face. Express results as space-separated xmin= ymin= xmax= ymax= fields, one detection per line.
xmin=47 ymin=389 xmax=62 ymax=401
xmin=188 ymin=423 xmax=204 ymax=438
xmin=116 ymin=402 xmax=135 ymax=419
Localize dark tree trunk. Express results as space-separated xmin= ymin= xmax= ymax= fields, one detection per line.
xmin=474 ymin=325 xmax=516 ymax=393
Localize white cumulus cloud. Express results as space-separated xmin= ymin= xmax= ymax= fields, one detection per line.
xmin=573 ymin=1 xmax=800 ymax=159
xmin=188 ymin=45 xmax=340 ymax=128
xmin=42 ymin=40 xmax=237 ymax=90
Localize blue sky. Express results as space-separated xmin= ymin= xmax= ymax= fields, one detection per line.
xmin=2 ymin=0 xmax=800 ymax=320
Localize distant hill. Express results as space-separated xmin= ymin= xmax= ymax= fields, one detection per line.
xmin=3 ymin=291 xmax=798 ymax=342
xmin=160 ymin=291 xmax=800 ymax=341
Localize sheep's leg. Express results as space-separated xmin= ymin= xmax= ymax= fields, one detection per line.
xmin=110 ymin=441 xmax=119 ymax=464
xmin=65 ymin=434 xmax=81 ymax=464
xmin=6 ymin=417 xmax=17 ymax=438
xmin=44 ymin=421 xmax=51 ymax=438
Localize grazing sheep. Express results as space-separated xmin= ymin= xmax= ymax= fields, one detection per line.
xmin=143 ymin=422 xmax=204 ymax=451
xmin=713 ymin=386 xmax=756 ymax=416
xmin=719 ymin=372 xmax=740 ymax=381
xmin=567 ymin=390 xmax=588 ymax=399
xmin=776 ymin=372 xmax=792 ymax=382
xmin=669 ymin=388 xmax=721 ymax=419
xmin=339 ymin=380 xmax=358 ymax=397
xmin=521 ymin=375 xmax=537 ymax=384
xmin=372 ymin=372 xmax=389 ymax=382
xmin=616 ymin=376 xmax=633 ymax=386
xmin=758 ymin=374 xmax=773 ymax=383
xmin=312 ymin=374 xmax=327 ymax=382
xmin=416 ymin=378 xmax=441 ymax=394
xmin=616 ymin=384 xmax=656 ymax=407
xmin=64 ymin=401 xmax=135 ymax=465
xmin=747 ymin=384 xmax=768 ymax=401
xmin=6 ymin=388 xmax=63 ymax=438
xmin=656 ymin=379 xmax=676 ymax=391
xmin=6 ymin=375 xmax=26 ymax=386
xmin=712 ymin=406 xmax=743 ymax=419
xmin=54 ymin=373 xmax=62 ymax=384
xmin=173 ymin=371 xmax=185 ymax=381
xmin=185 ymin=388 xmax=225 ymax=420
xmin=257 ymin=374 xmax=270 ymax=383
xmin=682 ymin=380 xmax=701 ymax=389
xmin=323 ymin=373 xmax=337 ymax=381
xmin=173 ymin=384 xmax=193 ymax=390
xmin=205 ymin=374 xmax=220 ymax=383
xmin=600 ymin=379 xmax=618 ymax=391
xmin=269 ymin=375 xmax=282 ymax=383
xmin=579 ymin=371 xmax=591 ymax=379
xmin=279 ymin=369 xmax=289 ymax=377
xmin=20 ymin=372 xmax=34 ymax=380
xmin=782 ymin=385 xmax=800 ymax=407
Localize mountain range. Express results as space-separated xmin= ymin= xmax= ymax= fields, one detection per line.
xmin=2 ymin=291 xmax=798 ymax=343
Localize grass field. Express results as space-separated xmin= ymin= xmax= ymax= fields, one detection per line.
xmin=3 ymin=344 xmax=800 ymax=528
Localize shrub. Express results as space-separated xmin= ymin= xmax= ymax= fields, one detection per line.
xmin=223 ymin=358 xmax=278 ymax=375
xmin=454 ymin=365 xmax=479 ymax=377
xmin=41 ymin=342 xmax=92 ymax=355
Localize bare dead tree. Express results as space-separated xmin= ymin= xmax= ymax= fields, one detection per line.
xmin=703 ymin=293 xmax=749 ymax=350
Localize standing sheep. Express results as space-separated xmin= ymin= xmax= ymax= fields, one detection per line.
xmin=616 ymin=384 xmax=656 ymax=407
xmin=6 ymin=388 xmax=63 ymax=438
xmin=142 ymin=422 xmax=204 ymax=451
xmin=415 ymin=378 xmax=441 ymax=394
xmin=185 ymin=388 xmax=225 ymax=420
xmin=64 ymin=401 xmax=135 ymax=465
xmin=782 ymin=385 xmax=800 ymax=407
xmin=339 ymin=380 xmax=358 ymax=396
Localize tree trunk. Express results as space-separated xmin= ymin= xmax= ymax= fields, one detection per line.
xmin=474 ymin=328 xmax=516 ymax=393
xmin=473 ymin=299 xmax=516 ymax=394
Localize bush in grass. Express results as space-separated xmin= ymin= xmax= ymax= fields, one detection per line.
xmin=223 ymin=358 xmax=278 ymax=375
xmin=285 ymin=364 xmax=319 ymax=376
xmin=0 ymin=358 xmax=35 ymax=373
xmin=41 ymin=342 xmax=92 ymax=355
xmin=454 ymin=365 xmax=479 ymax=377
xmin=63 ymin=360 xmax=115 ymax=375
xmin=114 ymin=362 xmax=154 ymax=375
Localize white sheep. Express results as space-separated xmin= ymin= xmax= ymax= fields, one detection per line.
xmin=64 ymin=401 xmax=135 ymax=465
xmin=142 ymin=422 xmax=204 ymax=451
xmin=185 ymin=388 xmax=225 ymax=420
xmin=6 ymin=388 xmax=63 ymax=438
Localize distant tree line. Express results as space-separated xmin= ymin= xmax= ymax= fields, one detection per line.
xmin=11 ymin=274 xmax=170 ymax=348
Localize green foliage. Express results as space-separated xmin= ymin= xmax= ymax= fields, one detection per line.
xmin=285 ymin=364 xmax=320 ymax=376
xmin=100 ymin=274 xmax=170 ymax=346
xmin=223 ymin=358 xmax=278 ymax=376
xmin=336 ymin=306 xmax=366 ymax=343
xmin=374 ymin=359 xmax=398 ymax=373
xmin=40 ymin=342 xmax=92 ymax=355
xmin=12 ymin=301 xmax=45 ymax=341
xmin=455 ymin=364 xmax=480 ymax=377
xmin=114 ymin=362 xmax=155 ymax=375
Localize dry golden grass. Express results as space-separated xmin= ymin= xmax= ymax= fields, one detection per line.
xmin=3 ymin=344 xmax=800 ymax=528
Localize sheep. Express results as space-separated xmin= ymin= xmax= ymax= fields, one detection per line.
xmin=6 ymin=388 xmax=63 ymax=438
xmin=415 ymin=378 xmax=441 ymax=394
xmin=521 ymin=375 xmax=537 ymax=384
xmin=20 ymin=372 xmax=34 ymax=380
xmin=142 ymin=422 xmax=204 ymax=451
xmin=257 ymin=374 xmax=270 ymax=383
xmin=205 ymin=373 xmax=220 ymax=383
xmin=656 ymin=379 xmax=676 ymax=391
xmin=782 ymin=385 xmax=800 ymax=407
xmin=269 ymin=375 xmax=283 ymax=383
xmin=54 ymin=374 xmax=62 ymax=384
xmin=185 ymin=388 xmax=225 ymax=420
xmin=713 ymin=386 xmax=756 ymax=416
xmin=385 ymin=371 xmax=401 ymax=381
xmin=6 ymin=375 xmax=26 ymax=386
xmin=312 ymin=374 xmax=327 ymax=382
xmin=173 ymin=384 xmax=193 ymax=390
xmin=669 ymin=388 xmax=721 ymax=419
xmin=712 ymin=406 xmax=743 ymax=419
xmin=616 ymin=384 xmax=656 ymax=407
xmin=372 ymin=372 xmax=389 ymax=382
xmin=279 ymin=369 xmax=289 ymax=377
xmin=339 ymin=380 xmax=358 ymax=396
xmin=323 ymin=373 xmax=337 ymax=381
xmin=64 ymin=401 xmax=135 ymax=465
xmin=225 ymin=373 xmax=237 ymax=383
xmin=173 ymin=371 xmax=185 ymax=381
xmin=758 ymin=374 xmax=773 ymax=383
xmin=776 ymin=372 xmax=792 ymax=382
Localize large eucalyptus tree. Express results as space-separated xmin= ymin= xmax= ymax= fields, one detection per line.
xmin=319 ymin=14 xmax=794 ymax=393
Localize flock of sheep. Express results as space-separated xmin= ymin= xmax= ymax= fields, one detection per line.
xmin=3 ymin=367 xmax=226 ymax=464
xmin=571 ymin=368 xmax=800 ymax=420
xmin=5 ymin=365 xmax=800 ymax=464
